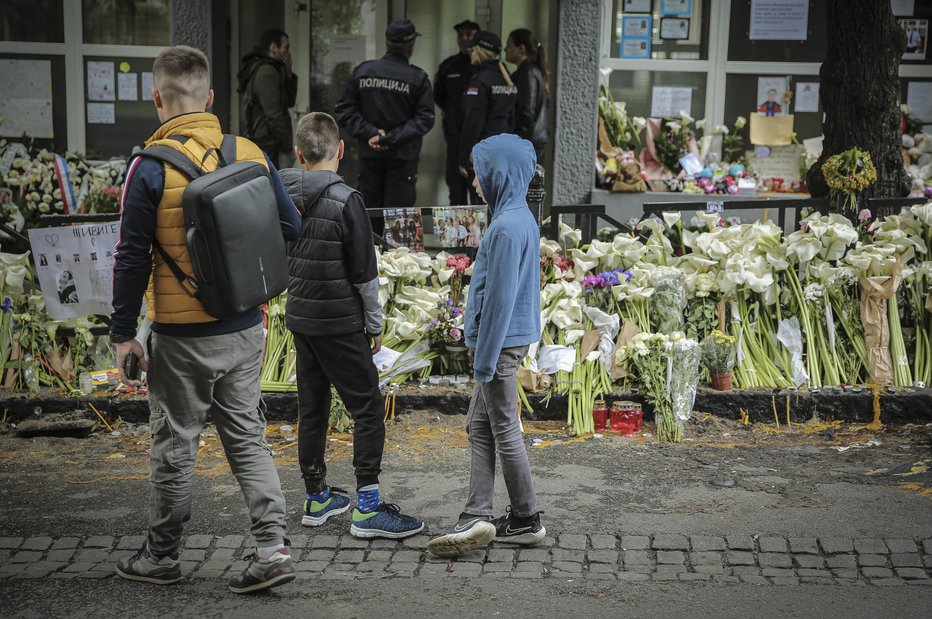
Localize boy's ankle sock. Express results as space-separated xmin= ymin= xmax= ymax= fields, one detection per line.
xmin=307 ymin=487 xmax=331 ymax=503
xmin=256 ymin=544 xmax=287 ymax=560
xmin=356 ymin=484 xmax=381 ymax=512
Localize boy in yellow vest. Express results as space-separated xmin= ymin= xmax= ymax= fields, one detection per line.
xmin=110 ymin=45 xmax=302 ymax=594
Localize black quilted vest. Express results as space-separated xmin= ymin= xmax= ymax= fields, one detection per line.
xmin=280 ymin=169 xmax=364 ymax=336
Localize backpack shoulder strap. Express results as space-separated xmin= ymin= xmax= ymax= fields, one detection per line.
xmin=220 ymin=134 xmax=238 ymax=167
xmin=133 ymin=143 xmax=204 ymax=181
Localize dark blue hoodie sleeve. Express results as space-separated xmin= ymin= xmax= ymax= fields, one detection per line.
xmin=111 ymin=156 xmax=162 ymax=338
xmin=265 ymin=155 xmax=301 ymax=241
xmin=472 ymin=230 xmax=520 ymax=382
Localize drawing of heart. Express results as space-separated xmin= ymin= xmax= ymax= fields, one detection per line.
xmin=45 ymin=233 xmax=59 ymax=247
xmin=90 ymin=236 xmax=97 ymax=246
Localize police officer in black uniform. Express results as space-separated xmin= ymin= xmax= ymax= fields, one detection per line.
xmin=458 ymin=31 xmax=517 ymax=203
xmin=335 ymin=19 xmax=435 ymax=235
xmin=435 ymin=19 xmax=479 ymax=206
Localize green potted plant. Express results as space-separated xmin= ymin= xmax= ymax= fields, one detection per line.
xmin=701 ymin=329 xmax=736 ymax=390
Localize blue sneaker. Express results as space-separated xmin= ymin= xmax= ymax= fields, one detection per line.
xmin=350 ymin=502 xmax=424 ymax=539
xmin=301 ymin=487 xmax=351 ymax=527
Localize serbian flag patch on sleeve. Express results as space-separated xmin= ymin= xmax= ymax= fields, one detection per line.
xmin=466 ymin=87 xmax=479 ymax=96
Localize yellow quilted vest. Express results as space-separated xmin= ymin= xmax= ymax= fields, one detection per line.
xmin=142 ymin=113 xmax=269 ymax=324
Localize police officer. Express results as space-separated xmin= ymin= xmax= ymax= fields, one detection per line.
xmin=334 ymin=19 xmax=435 ymax=236
xmin=457 ymin=31 xmax=517 ymax=202
xmin=435 ymin=19 xmax=479 ymax=205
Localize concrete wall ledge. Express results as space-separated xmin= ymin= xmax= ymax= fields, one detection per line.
xmin=1 ymin=387 xmax=929 ymax=427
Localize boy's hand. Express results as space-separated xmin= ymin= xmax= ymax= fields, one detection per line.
xmin=369 ymin=333 xmax=382 ymax=355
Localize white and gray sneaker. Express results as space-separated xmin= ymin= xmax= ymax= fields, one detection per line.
xmin=491 ymin=507 xmax=546 ymax=545
xmin=426 ymin=513 xmax=496 ymax=558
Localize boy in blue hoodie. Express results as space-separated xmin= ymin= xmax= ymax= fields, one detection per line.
xmin=427 ymin=134 xmax=544 ymax=558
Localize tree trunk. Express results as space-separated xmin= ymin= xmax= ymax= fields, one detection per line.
xmin=808 ymin=0 xmax=910 ymax=203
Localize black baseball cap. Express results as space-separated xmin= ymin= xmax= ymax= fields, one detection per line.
xmin=453 ymin=19 xmax=480 ymax=32
xmin=386 ymin=19 xmax=420 ymax=44
xmin=465 ymin=30 xmax=502 ymax=54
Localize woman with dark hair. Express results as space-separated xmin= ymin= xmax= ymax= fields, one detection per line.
xmin=505 ymin=29 xmax=549 ymax=162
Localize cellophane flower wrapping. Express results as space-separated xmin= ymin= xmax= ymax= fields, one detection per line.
xmin=651 ymin=267 xmax=686 ymax=334
xmin=670 ymin=338 xmax=700 ymax=422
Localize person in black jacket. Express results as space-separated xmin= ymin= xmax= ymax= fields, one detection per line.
xmin=505 ymin=28 xmax=549 ymax=163
xmin=280 ymin=112 xmax=424 ymax=540
xmin=458 ymin=31 xmax=517 ymax=203
xmin=334 ymin=19 xmax=435 ymax=236
xmin=237 ymin=29 xmax=298 ymax=168
xmin=435 ymin=19 xmax=479 ymax=205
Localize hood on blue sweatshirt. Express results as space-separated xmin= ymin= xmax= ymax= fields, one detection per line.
xmin=471 ymin=134 xmax=536 ymax=219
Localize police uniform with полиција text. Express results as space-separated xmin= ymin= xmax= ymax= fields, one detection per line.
xmin=334 ymin=40 xmax=434 ymax=235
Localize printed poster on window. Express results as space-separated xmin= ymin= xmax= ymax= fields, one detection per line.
xmin=87 ymin=61 xmax=115 ymax=101
xmin=749 ymin=0 xmax=809 ymax=41
xmin=27 ymin=222 xmax=120 ymax=319
xmin=620 ymin=15 xmax=652 ymax=58
xmin=0 ymin=59 xmax=54 ymax=139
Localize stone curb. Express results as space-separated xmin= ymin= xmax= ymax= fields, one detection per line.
xmin=2 ymin=533 xmax=930 ymax=585
xmin=4 ymin=386 xmax=932 ymax=425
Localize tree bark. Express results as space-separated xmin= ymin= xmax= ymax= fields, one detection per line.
xmin=807 ymin=0 xmax=910 ymax=203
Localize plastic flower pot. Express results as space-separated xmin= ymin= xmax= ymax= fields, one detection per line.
xmin=711 ymin=371 xmax=733 ymax=391
xmin=592 ymin=400 xmax=608 ymax=431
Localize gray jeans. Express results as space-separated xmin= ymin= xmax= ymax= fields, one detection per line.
xmin=464 ymin=345 xmax=538 ymax=519
xmin=146 ymin=324 xmax=287 ymax=555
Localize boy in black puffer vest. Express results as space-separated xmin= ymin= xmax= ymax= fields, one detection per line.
xmin=280 ymin=112 xmax=424 ymax=540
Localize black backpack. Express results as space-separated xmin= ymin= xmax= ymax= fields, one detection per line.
xmin=133 ymin=135 xmax=289 ymax=319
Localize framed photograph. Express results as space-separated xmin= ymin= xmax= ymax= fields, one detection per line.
xmin=432 ymin=207 xmax=487 ymax=249
xmin=900 ymin=18 xmax=928 ymax=60
xmin=623 ymin=0 xmax=652 ymax=13
xmin=384 ymin=208 xmax=424 ymax=252
xmin=661 ymin=0 xmax=691 ymax=15
xmin=660 ymin=17 xmax=690 ymax=40
xmin=622 ymin=15 xmax=652 ymax=38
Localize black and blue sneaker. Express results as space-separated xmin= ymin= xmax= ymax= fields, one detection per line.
xmin=301 ymin=487 xmax=351 ymax=527
xmin=349 ymin=502 xmax=424 ymax=539
xmin=426 ymin=513 xmax=495 ymax=558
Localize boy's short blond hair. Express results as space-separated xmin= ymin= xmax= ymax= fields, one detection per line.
xmin=152 ymin=45 xmax=210 ymax=105
xmin=295 ymin=112 xmax=341 ymax=164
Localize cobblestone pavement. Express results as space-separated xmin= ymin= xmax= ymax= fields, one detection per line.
xmin=2 ymin=532 xmax=931 ymax=586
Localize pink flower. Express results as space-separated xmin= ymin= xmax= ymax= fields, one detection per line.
xmin=858 ymin=208 xmax=872 ymax=222
xmin=449 ymin=327 xmax=462 ymax=342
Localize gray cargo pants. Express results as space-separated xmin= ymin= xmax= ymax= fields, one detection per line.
xmin=463 ymin=345 xmax=539 ymax=519
xmin=146 ymin=324 xmax=287 ymax=555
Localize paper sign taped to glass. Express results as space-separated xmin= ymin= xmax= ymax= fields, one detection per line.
xmin=749 ymin=112 xmax=795 ymax=146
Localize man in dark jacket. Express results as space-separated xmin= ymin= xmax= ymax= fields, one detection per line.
xmin=280 ymin=112 xmax=424 ymax=540
xmin=334 ymin=19 xmax=435 ymax=236
xmin=237 ymin=29 xmax=298 ymax=167
xmin=435 ymin=19 xmax=479 ymax=205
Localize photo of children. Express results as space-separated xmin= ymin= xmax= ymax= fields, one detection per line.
xmin=900 ymin=19 xmax=928 ymax=61
xmin=432 ymin=207 xmax=487 ymax=249
xmin=384 ymin=207 xmax=424 ymax=252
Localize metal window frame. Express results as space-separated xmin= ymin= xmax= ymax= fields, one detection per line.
xmin=1 ymin=2 xmax=170 ymax=155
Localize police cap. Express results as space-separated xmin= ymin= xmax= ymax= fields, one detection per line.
xmin=386 ymin=19 xmax=420 ymax=44
xmin=453 ymin=19 xmax=480 ymax=32
xmin=464 ymin=30 xmax=502 ymax=54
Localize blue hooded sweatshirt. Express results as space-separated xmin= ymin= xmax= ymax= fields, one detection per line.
xmin=464 ymin=134 xmax=541 ymax=382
